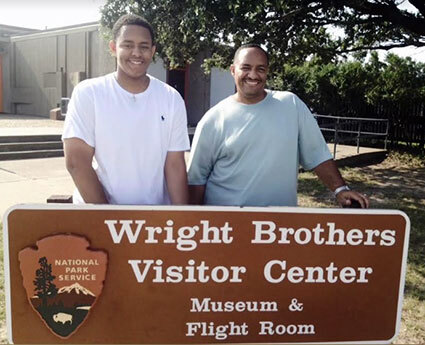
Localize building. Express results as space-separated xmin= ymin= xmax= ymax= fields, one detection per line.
xmin=0 ymin=22 xmax=235 ymax=126
xmin=0 ymin=24 xmax=41 ymax=114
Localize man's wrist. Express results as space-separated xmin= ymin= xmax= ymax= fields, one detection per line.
xmin=334 ymin=185 xmax=350 ymax=197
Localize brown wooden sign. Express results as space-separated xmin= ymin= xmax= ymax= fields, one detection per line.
xmin=3 ymin=205 xmax=409 ymax=344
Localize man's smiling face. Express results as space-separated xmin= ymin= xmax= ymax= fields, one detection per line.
xmin=110 ymin=24 xmax=156 ymax=81
xmin=231 ymin=47 xmax=269 ymax=104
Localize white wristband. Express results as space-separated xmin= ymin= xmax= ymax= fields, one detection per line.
xmin=334 ymin=185 xmax=350 ymax=197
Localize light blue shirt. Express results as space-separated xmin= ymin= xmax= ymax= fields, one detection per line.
xmin=187 ymin=90 xmax=332 ymax=206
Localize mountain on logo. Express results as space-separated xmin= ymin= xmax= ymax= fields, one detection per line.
xmin=31 ymin=283 xmax=96 ymax=309
xmin=58 ymin=283 xmax=95 ymax=296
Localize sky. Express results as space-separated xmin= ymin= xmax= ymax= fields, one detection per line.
xmin=1 ymin=0 xmax=424 ymax=63
xmin=0 ymin=0 xmax=106 ymax=30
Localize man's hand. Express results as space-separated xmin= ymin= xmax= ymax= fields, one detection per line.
xmin=336 ymin=190 xmax=369 ymax=208
xmin=313 ymin=159 xmax=370 ymax=209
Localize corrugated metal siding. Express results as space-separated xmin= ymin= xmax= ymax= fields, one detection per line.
xmin=13 ymin=36 xmax=57 ymax=115
xmin=66 ymin=31 xmax=86 ymax=98
xmin=89 ymin=30 xmax=115 ymax=79
xmin=10 ymin=26 xmax=99 ymax=116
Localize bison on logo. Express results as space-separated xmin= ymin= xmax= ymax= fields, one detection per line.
xmin=19 ymin=234 xmax=107 ymax=338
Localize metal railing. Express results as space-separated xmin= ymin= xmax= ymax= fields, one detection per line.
xmin=313 ymin=114 xmax=389 ymax=158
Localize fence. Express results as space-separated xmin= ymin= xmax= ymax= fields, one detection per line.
xmin=314 ymin=114 xmax=389 ymax=158
xmin=324 ymin=101 xmax=424 ymax=150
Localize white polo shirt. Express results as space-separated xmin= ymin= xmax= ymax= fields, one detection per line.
xmin=63 ymin=73 xmax=190 ymax=205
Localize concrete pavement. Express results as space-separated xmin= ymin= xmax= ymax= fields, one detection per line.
xmin=0 ymin=144 xmax=386 ymax=220
xmin=0 ymin=157 xmax=75 ymax=219
xmin=0 ymin=114 xmax=64 ymax=136
xmin=0 ymin=114 xmax=70 ymax=219
xmin=0 ymin=113 xmax=387 ymax=220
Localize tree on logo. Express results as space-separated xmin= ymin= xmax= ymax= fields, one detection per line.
xmin=33 ymin=256 xmax=58 ymax=307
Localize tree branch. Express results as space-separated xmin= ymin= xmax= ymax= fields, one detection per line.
xmin=268 ymin=3 xmax=325 ymax=22
xmin=408 ymin=0 xmax=425 ymax=17
xmin=307 ymin=16 xmax=386 ymax=26
xmin=341 ymin=0 xmax=425 ymax=36
xmin=337 ymin=41 xmax=425 ymax=53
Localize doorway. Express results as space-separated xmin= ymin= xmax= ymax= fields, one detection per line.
xmin=167 ymin=68 xmax=188 ymax=101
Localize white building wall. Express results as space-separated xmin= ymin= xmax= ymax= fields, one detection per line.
xmin=210 ymin=67 xmax=235 ymax=107
xmin=0 ymin=42 xmax=12 ymax=113
xmin=148 ymin=58 xmax=166 ymax=82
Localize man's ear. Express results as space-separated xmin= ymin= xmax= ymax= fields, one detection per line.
xmin=151 ymin=44 xmax=156 ymax=58
xmin=230 ymin=64 xmax=235 ymax=76
xmin=109 ymin=40 xmax=117 ymax=56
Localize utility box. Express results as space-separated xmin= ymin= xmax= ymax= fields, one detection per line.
xmin=60 ymin=97 xmax=70 ymax=116
xmin=49 ymin=107 xmax=64 ymax=120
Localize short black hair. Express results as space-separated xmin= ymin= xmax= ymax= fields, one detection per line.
xmin=233 ymin=44 xmax=269 ymax=65
xmin=112 ymin=14 xmax=155 ymax=44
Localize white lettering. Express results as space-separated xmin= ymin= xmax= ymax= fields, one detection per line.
xmin=128 ymin=259 xmax=153 ymax=283
xmin=105 ymin=220 xmax=145 ymax=244
xmin=129 ymin=259 xmax=246 ymax=283
xmin=259 ymin=321 xmax=315 ymax=335
xmin=325 ymin=222 xmax=346 ymax=245
xmin=190 ymin=298 xmax=278 ymax=312
xmin=264 ymin=260 xmax=373 ymax=284
xmin=186 ymin=321 xmax=248 ymax=340
xmin=346 ymin=229 xmax=363 ymax=245
xmin=380 ymin=229 xmax=396 ymax=246
xmin=251 ymin=221 xmax=396 ymax=247
xmin=364 ymin=229 xmax=380 ymax=245
xmin=251 ymin=221 xmax=276 ymax=243
xmin=105 ymin=219 xmax=234 ymax=250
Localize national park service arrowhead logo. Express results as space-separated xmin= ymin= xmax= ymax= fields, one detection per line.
xmin=18 ymin=234 xmax=107 ymax=338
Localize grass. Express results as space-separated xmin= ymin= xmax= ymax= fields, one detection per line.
xmin=298 ymin=150 xmax=425 ymax=344
xmin=0 ymin=150 xmax=423 ymax=343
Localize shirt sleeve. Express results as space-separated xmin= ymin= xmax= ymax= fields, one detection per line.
xmin=296 ymin=95 xmax=333 ymax=170
xmin=187 ymin=116 xmax=215 ymax=185
xmin=168 ymin=93 xmax=190 ymax=152
xmin=61 ymin=82 xmax=96 ymax=147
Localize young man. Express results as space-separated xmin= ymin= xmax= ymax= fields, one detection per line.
xmin=63 ymin=14 xmax=189 ymax=205
xmin=188 ymin=44 xmax=369 ymax=208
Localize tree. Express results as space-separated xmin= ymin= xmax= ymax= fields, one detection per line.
xmin=33 ymin=257 xmax=58 ymax=307
xmin=100 ymin=0 xmax=210 ymax=68
xmin=269 ymin=53 xmax=425 ymax=116
xmin=100 ymin=0 xmax=425 ymax=71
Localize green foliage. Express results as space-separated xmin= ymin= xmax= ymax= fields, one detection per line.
xmin=100 ymin=0 xmax=425 ymax=71
xmin=373 ymin=54 xmax=425 ymax=103
xmin=101 ymin=0 xmax=210 ymax=69
xmin=268 ymin=54 xmax=425 ymax=118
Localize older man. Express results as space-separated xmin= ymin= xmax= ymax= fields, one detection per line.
xmin=188 ymin=43 xmax=368 ymax=208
